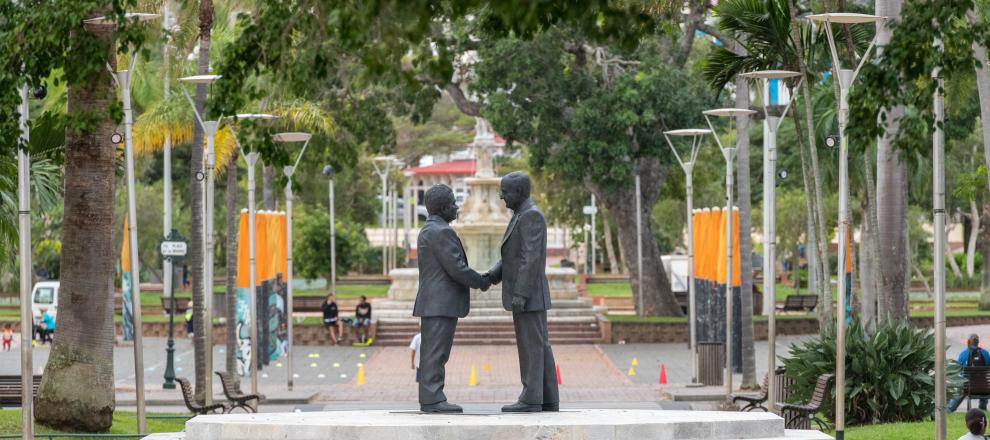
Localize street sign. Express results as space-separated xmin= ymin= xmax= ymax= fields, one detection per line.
xmin=161 ymin=241 xmax=187 ymax=257
xmin=582 ymin=205 xmax=598 ymax=215
xmin=160 ymin=229 xmax=188 ymax=261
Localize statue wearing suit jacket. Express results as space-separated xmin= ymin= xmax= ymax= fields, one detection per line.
xmin=485 ymin=172 xmax=560 ymax=413
xmin=414 ymin=184 xmax=491 ymax=413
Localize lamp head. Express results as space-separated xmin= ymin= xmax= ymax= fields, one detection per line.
xmin=703 ymin=108 xmax=758 ymax=118
xmin=740 ymin=70 xmax=802 ymax=81
xmin=272 ymin=132 xmax=312 ymax=143
xmin=84 ymin=12 xmax=160 ymax=25
xmin=664 ymin=128 xmax=712 ymax=137
xmin=806 ymin=13 xmax=886 ymax=25
xmin=235 ymin=113 xmax=278 ymax=121
xmin=179 ymin=74 xmax=222 ymax=84
xmin=323 ymin=165 xmax=335 ymax=178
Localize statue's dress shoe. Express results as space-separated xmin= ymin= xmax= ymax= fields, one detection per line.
xmin=420 ymin=401 xmax=463 ymax=413
xmin=541 ymin=402 xmax=559 ymax=412
xmin=501 ymin=401 xmax=542 ymax=412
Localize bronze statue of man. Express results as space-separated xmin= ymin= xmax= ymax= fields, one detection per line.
xmin=413 ymin=184 xmax=491 ymax=413
xmin=485 ymin=171 xmax=560 ymax=412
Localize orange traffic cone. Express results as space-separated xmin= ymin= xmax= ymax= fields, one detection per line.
xmin=556 ymin=364 xmax=562 ymax=385
xmin=658 ymin=363 xmax=668 ymax=385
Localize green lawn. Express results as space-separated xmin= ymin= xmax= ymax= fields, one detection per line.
xmin=0 ymin=409 xmax=187 ymax=437
xmin=839 ymin=412 xmax=967 ymax=440
xmin=585 ymin=282 xmax=635 ymax=297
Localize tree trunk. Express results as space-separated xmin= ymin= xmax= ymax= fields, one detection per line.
xmin=191 ymin=0 xmax=214 ymax=402
xmin=224 ymin=156 xmax=239 ymax=384
xmin=946 ymin=223 xmax=964 ymax=279
xmin=859 ymin=201 xmax=877 ymax=327
xmin=36 ymin=16 xmax=117 ymax=432
xmin=602 ymin=209 xmax=621 ymax=274
xmin=967 ymin=10 xmax=990 ymax=194
xmin=790 ymin=104 xmax=831 ymax=326
xmin=874 ymin=0 xmax=910 ymax=321
xmin=734 ymin=77 xmax=756 ymax=388
xmin=788 ymin=0 xmax=831 ymax=326
xmin=969 ymin=200 xmax=981 ymax=278
xmin=860 ymin=149 xmax=881 ymax=328
xmin=263 ymin=164 xmax=276 ymax=210
xmin=590 ymin=159 xmax=682 ymax=316
xmin=981 ymin=203 xmax=990 ymax=310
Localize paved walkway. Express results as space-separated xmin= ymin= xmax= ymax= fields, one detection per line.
xmin=4 ymin=323 xmax=988 ymax=411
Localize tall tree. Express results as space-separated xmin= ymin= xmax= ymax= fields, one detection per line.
xmin=190 ymin=0 xmax=214 ymax=401
xmin=874 ymin=0 xmax=910 ymax=321
xmin=223 ymin=155 xmax=238 ymax=382
xmin=34 ymin=11 xmax=117 ymax=432
xmin=733 ymin=76 xmax=757 ymax=388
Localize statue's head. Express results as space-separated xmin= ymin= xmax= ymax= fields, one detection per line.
xmin=425 ymin=184 xmax=459 ymax=223
xmin=500 ymin=171 xmax=531 ymax=211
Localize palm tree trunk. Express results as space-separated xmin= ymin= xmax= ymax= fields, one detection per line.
xmin=733 ymin=77 xmax=756 ymax=388
xmin=876 ymin=0 xmax=909 ymax=321
xmin=966 ymin=11 xmax=990 ymax=195
xmin=601 ymin=209 xmax=621 ymax=274
xmin=968 ymin=200 xmax=980 ymax=278
xmin=981 ymin=202 xmax=990 ymax=310
xmin=224 ymin=156 xmax=239 ymax=384
xmin=191 ymin=0 xmax=214 ymax=402
xmin=788 ymin=0 xmax=831 ymax=325
xmin=859 ymin=150 xmax=881 ymax=328
xmin=35 ymin=15 xmax=117 ymax=432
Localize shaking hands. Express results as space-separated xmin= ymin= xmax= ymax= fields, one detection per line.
xmin=477 ymin=271 xmax=499 ymax=292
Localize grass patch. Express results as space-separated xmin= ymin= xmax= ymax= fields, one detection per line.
xmin=839 ymin=412 xmax=966 ymax=440
xmin=0 ymin=409 xmax=187 ymax=437
xmin=586 ymin=282 xmax=632 ymax=297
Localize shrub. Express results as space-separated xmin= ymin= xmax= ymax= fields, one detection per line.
xmin=781 ymin=319 xmax=959 ymax=426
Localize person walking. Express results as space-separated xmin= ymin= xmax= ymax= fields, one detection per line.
xmin=410 ymin=330 xmax=422 ymax=383
xmin=2 ymin=323 xmax=13 ymax=351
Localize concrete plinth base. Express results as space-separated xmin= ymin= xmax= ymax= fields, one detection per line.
xmin=182 ymin=409 xmax=832 ymax=440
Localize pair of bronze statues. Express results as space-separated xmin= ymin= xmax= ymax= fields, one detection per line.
xmin=413 ymin=171 xmax=559 ymax=413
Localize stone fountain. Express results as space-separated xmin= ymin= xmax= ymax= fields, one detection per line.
xmin=375 ymin=119 xmax=601 ymax=321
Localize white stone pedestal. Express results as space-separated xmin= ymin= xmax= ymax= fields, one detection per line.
xmin=181 ymin=409 xmax=831 ymax=440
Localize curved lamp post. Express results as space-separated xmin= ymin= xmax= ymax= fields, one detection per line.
xmin=273 ymin=132 xmax=312 ymax=391
xmin=178 ymin=73 xmax=222 ymax=406
xmin=663 ymin=128 xmax=711 ymax=386
xmin=229 ymin=113 xmax=277 ymax=395
xmin=87 ymin=12 xmax=160 ymax=433
xmin=323 ymin=165 xmax=337 ymax=295
xmin=807 ymin=13 xmax=886 ymax=440
xmin=738 ymin=69 xmax=803 ymax=414
xmin=392 ymin=158 xmax=405 ymax=269
xmin=704 ymin=107 xmax=757 ymax=400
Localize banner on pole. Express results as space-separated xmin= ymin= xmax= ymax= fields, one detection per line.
xmin=121 ymin=216 xmax=135 ymax=341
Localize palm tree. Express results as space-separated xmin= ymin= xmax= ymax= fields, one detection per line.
xmin=732 ymin=75 xmax=757 ymax=388
xmin=703 ymin=0 xmax=845 ymax=327
xmin=34 ymin=12 xmax=119 ymax=432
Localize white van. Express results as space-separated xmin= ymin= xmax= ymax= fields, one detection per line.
xmin=31 ymin=281 xmax=59 ymax=322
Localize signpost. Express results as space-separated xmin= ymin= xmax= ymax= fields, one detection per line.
xmin=160 ymin=229 xmax=187 ymax=390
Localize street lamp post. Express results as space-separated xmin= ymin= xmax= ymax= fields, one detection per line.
xmin=178 ymin=73 xmax=223 ymax=406
xmin=663 ymin=128 xmax=712 ymax=385
xmin=933 ymin=37 xmax=947 ymax=440
xmin=161 ymin=230 xmax=188 ymax=393
xmin=323 ymin=166 xmax=337 ymax=294
xmin=739 ymin=70 xmax=803 ymax=414
xmin=273 ymin=132 xmax=313 ymax=391
xmin=808 ymin=13 xmax=885 ymax=439
xmin=17 ymin=78 xmax=32 ymax=440
xmin=634 ymin=168 xmax=644 ymax=317
xmin=372 ymin=156 xmax=396 ymax=275
xmin=704 ymin=107 xmax=757 ymax=400
xmin=590 ymin=194 xmax=596 ymax=275
xmin=88 ymin=12 xmax=160 ymax=432
xmin=230 ymin=113 xmax=277 ymax=395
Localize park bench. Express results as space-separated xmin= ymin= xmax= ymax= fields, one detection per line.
xmin=775 ymin=373 xmax=834 ymax=430
xmin=731 ymin=371 xmax=772 ymax=412
xmin=962 ymin=366 xmax=990 ymax=410
xmin=0 ymin=375 xmax=41 ymax=408
xmin=216 ymin=371 xmax=262 ymax=413
xmin=776 ymin=295 xmax=818 ymax=313
xmin=175 ymin=377 xmax=228 ymax=415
